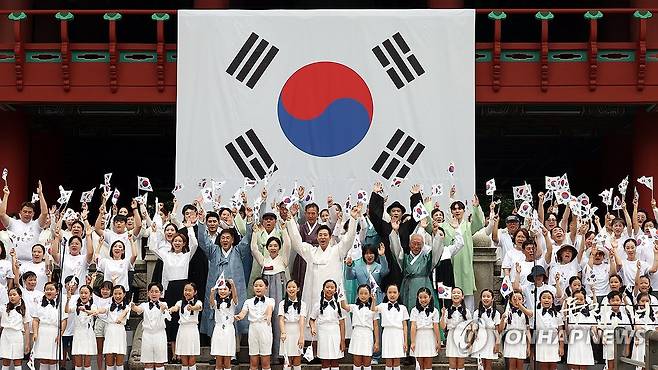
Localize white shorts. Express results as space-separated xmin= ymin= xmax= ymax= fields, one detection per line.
xmin=248 ymin=321 xmax=273 ymax=356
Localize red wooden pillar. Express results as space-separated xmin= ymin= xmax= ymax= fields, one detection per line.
xmin=194 ymin=0 xmax=230 ymax=9
xmin=427 ymin=0 xmax=463 ymax=8
xmin=633 ymin=111 xmax=658 ymax=208
xmin=633 ymin=0 xmax=658 ymax=47
xmin=0 ymin=110 xmax=29 ymax=212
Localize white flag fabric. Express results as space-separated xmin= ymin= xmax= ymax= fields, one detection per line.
xmin=176 ymin=10 xmax=475 ymax=204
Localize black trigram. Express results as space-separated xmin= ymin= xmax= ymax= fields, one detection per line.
xmin=225 ymin=129 xmax=278 ymax=180
xmin=226 ymin=32 xmax=279 ymax=89
xmin=372 ymin=32 xmax=425 ymax=89
xmin=371 ymin=129 xmax=425 ymax=180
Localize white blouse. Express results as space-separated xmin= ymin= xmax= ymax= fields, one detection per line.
xmin=139 ymin=302 xmax=170 ymax=331
xmin=410 ymin=306 xmax=439 ymax=329
xmin=310 ymin=299 xmax=345 ymax=326
xmin=349 ymin=303 xmax=378 ymax=330
xmin=376 ymin=302 xmax=409 ymax=329
xmin=149 ymin=226 xmax=198 ymax=286
xmin=175 ymin=299 xmax=202 ymax=325
xmin=35 ymin=303 xmax=67 ymax=326
xmin=278 ymin=299 xmax=307 ymax=323
xmin=0 ymin=306 xmax=30 ymax=331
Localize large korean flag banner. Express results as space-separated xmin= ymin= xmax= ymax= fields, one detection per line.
xmin=177 ymin=10 xmax=475 ymax=205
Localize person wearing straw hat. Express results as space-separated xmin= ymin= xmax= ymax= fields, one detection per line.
xmin=544 ymin=236 xmax=580 ymax=287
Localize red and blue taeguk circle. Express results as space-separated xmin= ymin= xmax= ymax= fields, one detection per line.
xmin=277 ymin=62 xmax=373 ymax=157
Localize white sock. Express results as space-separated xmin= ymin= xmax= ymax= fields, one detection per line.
xmin=156 ymin=367 xmax=165 ymax=370
xmin=364 ymin=367 xmax=372 ymax=370
xmin=75 ymin=367 xmax=83 ymax=370
xmin=3 ymin=366 xmax=11 ymax=370
xmin=84 ymin=367 xmax=92 ymax=370
xmin=189 ymin=366 xmax=197 ymax=370
xmin=106 ymin=366 xmax=114 ymax=370
xmin=354 ymin=366 xmax=360 ymax=370
xmin=385 ymin=367 xmax=392 ymax=370
xmin=293 ymin=366 xmax=302 ymax=370
xmin=332 ymin=367 xmax=339 ymax=370
xmin=394 ymin=366 xmax=401 ymax=370
xmin=116 ymin=365 xmax=124 ymax=370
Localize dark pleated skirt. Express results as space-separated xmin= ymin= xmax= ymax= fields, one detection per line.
xmin=165 ymin=279 xmax=187 ymax=342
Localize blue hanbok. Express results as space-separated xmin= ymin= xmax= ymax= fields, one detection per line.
xmin=198 ymin=222 xmax=253 ymax=336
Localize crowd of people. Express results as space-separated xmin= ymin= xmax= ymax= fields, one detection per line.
xmin=0 ymin=177 xmax=658 ymax=370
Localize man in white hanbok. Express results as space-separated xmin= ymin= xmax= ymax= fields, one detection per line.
xmin=286 ymin=205 xmax=359 ymax=338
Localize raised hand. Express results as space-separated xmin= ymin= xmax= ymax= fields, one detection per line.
xmin=410 ymin=184 xmax=421 ymax=194
xmin=472 ymin=194 xmax=480 ymax=207
xmin=391 ymin=218 xmax=400 ymax=232
xmin=373 ymin=182 xmax=383 ymax=194
xmin=378 ymin=242 xmax=386 ymax=256
xmin=350 ymin=204 xmax=362 ymax=219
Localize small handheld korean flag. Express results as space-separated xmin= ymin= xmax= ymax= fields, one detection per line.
xmin=214 ymin=272 xmax=226 ymax=289
xmin=137 ymin=176 xmax=153 ymax=192
xmin=1 ymin=168 xmax=7 ymax=185
xmin=303 ymin=186 xmax=315 ymax=203
xmin=545 ymin=176 xmax=559 ymax=191
xmin=172 ymin=183 xmax=184 ymax=196
xmin=599 ymin=189 xmax=612 ymax=207
xmin=412 ymin=201 xmax=430 ymax=222
xmin=197 ymin=178 xmax=209 ymax=189
xmin=80 ymin=188 xmax=95 ymax=203
xmin=556 ymin=189 xmax=571 ymax=205
xmin=111 ymin=189 xmax=120 ymax=205
xmin=485 ymin=178 xmax=496 ymax=196
xmin=303 ymin=346 xmax=314 ymax=362
xmin=104 ymin=173 xmax=112 ymax=187
xmin=543 ymin=190 xmax=553 ymax=203
xmin=618 ymin=176 xmax=629 ymax=197
xmin=57 ymin=186 xmax=72 ymax=205
xmin=558 ymin=173 xmax=570 ymax=192
xmin=447 ymin=161 xmax=456 ymax=177
xmin=500 ymin=275 xmax=512 ymax=298
xmin=512 ymin=185 xmax=526 ymax=202
xmin=431 ymin=184 xmax=443 ymax=197
xmin=638 ymin=176 xmax=654 ymax=198
xmin=368 ymin=271 xmax=379 ymax=292
xmin=244 ymin=177 xmax=258 ymax=189
xmin=212 ymin=180 xmax=226 ymax=193
xmin=201 ymin=188 xmax=214 ymax=204
xmin=390 ymin=177 xmax=403 ymax=188
xmin=613 ymin=196 xmax=622 ymax=211
xmin=436 ymin=282 xmax=452 ymax=299
xmin=31 ymin=193 xmax=39 ymax=203
xmin=517 ymin=201 xmax=533 ymax=219
xmin=281 ymin=194 xmax=298 ymax=210
xmin=356 ymin=189 xmax=368 ymax=205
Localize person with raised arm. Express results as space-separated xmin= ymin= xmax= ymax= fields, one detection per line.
xmin=285 ymin=204 xmax=359 ymax=330
xmin=0 ymin=181 xmax=48 ymax=263
xmin=197 ymin=206 xmax=254 ymax=341
xmin=440 ymin=188 xmax=484 ymax=312
xmin=368 ymin=182 xmax=423 ymax=288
